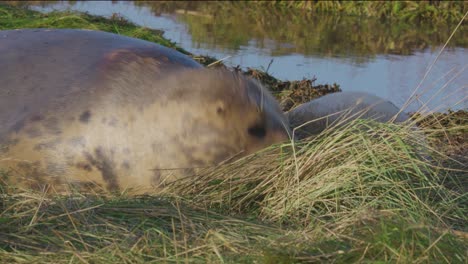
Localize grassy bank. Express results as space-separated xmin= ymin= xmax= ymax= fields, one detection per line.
xmin=260 ymin=1 xmax=467 ymax=24
xmin=1 ymin=3 xmax=467 ymax=263
xmin=138 ymin=1 xmax=467 ymax=59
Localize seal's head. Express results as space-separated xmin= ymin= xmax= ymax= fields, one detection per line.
xmin=159 ymin=68 xmax=291 ymax=163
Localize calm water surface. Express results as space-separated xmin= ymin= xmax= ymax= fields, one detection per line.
xmin=30 ymin=1 xmax=467 ymax=112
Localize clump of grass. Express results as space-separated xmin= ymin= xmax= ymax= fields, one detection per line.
xmin=165 ymin=119 xmax=462 ymax=223
xmin=0 ymin=189 xmax=289 ymax=263
xmin=162 ymin=117 xmax=467 ymax=262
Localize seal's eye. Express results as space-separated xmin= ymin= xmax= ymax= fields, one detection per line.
xmin=248 ymin=124 xmax=266 ymax=138
xmin=215 ymin=101 xmax=226 ymax=116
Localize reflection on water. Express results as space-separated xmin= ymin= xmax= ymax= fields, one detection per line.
xmin=27 ymin=1 xmax=467 ymax=111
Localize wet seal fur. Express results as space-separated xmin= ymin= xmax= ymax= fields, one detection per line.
xmin=0 ymin=29 xmax=290 ymax=193
xmin=287 ymin=91 xmax=411 ymax=139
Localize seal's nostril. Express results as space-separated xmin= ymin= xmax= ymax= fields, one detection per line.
xmin=248 ymin=124 xmax=266 ymax=138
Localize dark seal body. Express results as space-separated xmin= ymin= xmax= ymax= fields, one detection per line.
xmin=0 ymin=29 xmax=290 ymax=193
xmin=287 ymin=92 xmax=411 ymax=139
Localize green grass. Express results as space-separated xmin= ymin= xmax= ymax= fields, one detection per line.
xmin=257 ymin=1 xmax=467 ymax=24
xmin=0 ymin=3 xmax=467 ymax=263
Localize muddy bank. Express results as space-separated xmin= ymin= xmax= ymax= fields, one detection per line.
xmin=412 ymin=110 xmax=468 ymax=165
xmin=193 ymin=56 xmax=341 ymax=112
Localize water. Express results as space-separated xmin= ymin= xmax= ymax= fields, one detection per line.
xmin=29 ymin=1 xmax=467 ymax=112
